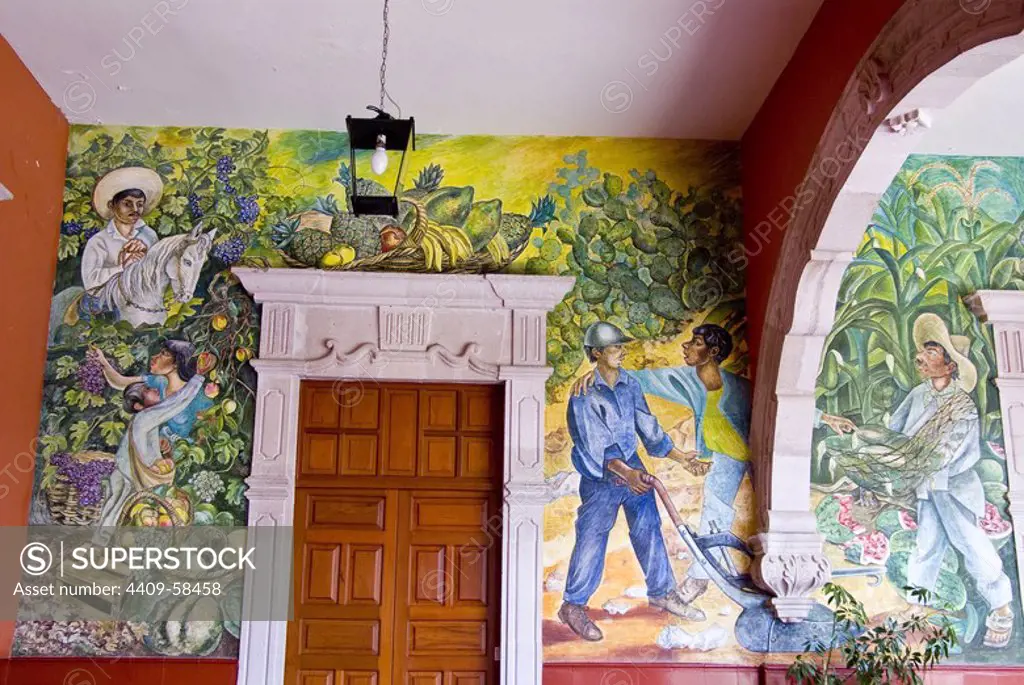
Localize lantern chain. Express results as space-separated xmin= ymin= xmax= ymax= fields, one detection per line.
xmin=379 ymin=0 xmax=389 ymax=112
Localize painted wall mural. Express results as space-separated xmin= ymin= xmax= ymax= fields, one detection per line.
xmin=20 ymin=124 xmax=753 ymax=660
xmin=813 ymin=156 xmax=1024 ymax=663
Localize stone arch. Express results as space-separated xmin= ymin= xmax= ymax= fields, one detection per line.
xmin=751 ymin=0 xmax=1024 ymax=620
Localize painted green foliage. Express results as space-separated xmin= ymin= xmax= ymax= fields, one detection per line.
xmin=21 ymin=128 xmax=269 ymax=657
xmin=814 ymin=156 xmax=1024 ymax=658
xmin=527 ymin=152 xmax=745 ymax=401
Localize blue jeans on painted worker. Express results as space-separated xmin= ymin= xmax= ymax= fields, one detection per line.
xmin=688 ymin=452 xmax=750 ymax=581
xmin=563 ymin=473 xmax=676 ymax=605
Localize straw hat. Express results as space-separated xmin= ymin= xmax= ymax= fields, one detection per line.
xmin=92 ymin=167 xmax=164 ymax=220
xmin=912 ymin=313 xmax=977 ymax=393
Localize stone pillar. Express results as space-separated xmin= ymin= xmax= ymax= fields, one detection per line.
xmin=967 ymin=290 xmax=1024 ymax=605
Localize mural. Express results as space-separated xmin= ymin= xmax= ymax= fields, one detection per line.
xmin=20 ymin=125 xmax=751 ymax=659
xmin=813 ymin=156 xmax=1024 ymax=662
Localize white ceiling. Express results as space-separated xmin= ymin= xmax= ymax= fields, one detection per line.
xmin=0 ymin=0 xmax=822 ymax=140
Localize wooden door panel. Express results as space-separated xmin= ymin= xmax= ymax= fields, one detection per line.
xmin=451 ymin=674 xmax=487 ymax=685
xmin=342 ymin=387 xmax=380 ymax=429
xmin=382 ymin=389 xmax=419 ymax=476
xmin=296 ymin=671 xmax=380 ymax=685
xmin=346 ymin=545 xmax=384 ymax=605
xmin=453 ymin=546 xmax=488 ymax=607
xmin=393 ymin=490 xmax=499 ymax=684
xmin=343 ymin=674 xmax=379 ymax=685
xmin=301 ymin=434 xmax=338 ymax=477
xmin=287 ymin=487 xmax=397 ymax=683
xmin=409 ymin=545 xmax=447 ymax=605
xmin=459 ymin=390 xmax=495 ymax=432
xmin=420 ymin=389 xmax=457 ymax=431
xmin=410 ymin=495 xmax=488 ymax=532
xmin=419 ymin=437 xmax=457 ymax=478
xmin=305 ymin=386 xmax=341 ymax=428
xmin=301 ymin=544 xmax=341 ymax=604
xmin=406 ymin=674 xmax=442 ymax=685
xmin=306 ymin=493 xmax=386 ymax=531
xmin=407 ymin=621 xmax=487 ymax=656
xmin=459 ymin=438 xmax=493 ymax=479
xmin=290 ymin=383 xmax=501 ymax=685
xmin=339 ymin=434 xmax=378 ymax=476
xmin=298 ymin=670 xmax=334 ymax=685
xmin=299 ymin=619 xmax=381 ymax=655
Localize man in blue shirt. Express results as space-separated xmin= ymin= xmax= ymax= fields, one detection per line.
xmin=573 ymin=323 xmax=751 ymax=610
xmin=559 ymin=323 xmax=708 ymax=642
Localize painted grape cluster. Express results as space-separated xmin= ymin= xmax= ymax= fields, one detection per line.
xmin=211 ymin=236 xmax=247 ymax=265
xmin=75 ymin=357 xmax=106 ymax=395
xmin=49 ymin=452 xmax=116 ymax=507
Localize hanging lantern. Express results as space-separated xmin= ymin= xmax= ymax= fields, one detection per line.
xmin=346 ymin=107 xmax=415 ymax=217
xmin=346 ymin=0 xmax=414 ymax=217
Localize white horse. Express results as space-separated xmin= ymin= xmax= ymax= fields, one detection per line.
xmin=49 ymin=224 xmax=217 ymax=340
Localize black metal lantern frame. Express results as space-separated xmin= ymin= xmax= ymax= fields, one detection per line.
xmin=345 ymin=111 xmax=415 ymax=217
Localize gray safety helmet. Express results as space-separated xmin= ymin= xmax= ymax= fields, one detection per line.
xmin=583 ymin=321 xmax=633 ymax=349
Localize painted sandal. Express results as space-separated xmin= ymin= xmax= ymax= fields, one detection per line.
xmin=983 ymin=610 xmax=1014 ymax=648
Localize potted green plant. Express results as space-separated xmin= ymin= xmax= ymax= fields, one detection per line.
xmin=788 ymin=583 xmax=958 ymax=684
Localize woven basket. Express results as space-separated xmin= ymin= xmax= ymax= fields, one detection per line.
xmin=117 ymin=489 xmax=192 ymax=527
xmin=275 ymin=198 xmax=528 ymax=274
xmin=45 ymin=450 xmax=116 ymax=526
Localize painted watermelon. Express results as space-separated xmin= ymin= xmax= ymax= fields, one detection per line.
xmin=980 ymin=502 xmax=1012 ymax=541
xmin=816 ymin=494 xmax=865 ymax=544
xmin=875 ymin=508 xmax=917 ymax=536
xmin=843 ymin=530 xmax=890 ymax=566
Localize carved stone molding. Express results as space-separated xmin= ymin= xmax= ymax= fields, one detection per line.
xmin=882 ymin=108 xmax=933 ymax=135
xmin=379 ymin=305 xmax=432 ymax=351
xmin=231 ymin=268 xmax=573 ymax=685
xmin=750 ymin=543 xmax=832 ymax=624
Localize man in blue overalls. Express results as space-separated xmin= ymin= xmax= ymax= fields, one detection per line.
xmin=559 ymin=323 xmax=709 ymax=642
xmin=573 ymin=323 xmax=752 ymax=614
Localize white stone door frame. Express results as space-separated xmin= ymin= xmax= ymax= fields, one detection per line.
xmin=230 ymin=268 xmax=574 ymax=685
xmin=967 ymin=290 xmax=1024 ymax=605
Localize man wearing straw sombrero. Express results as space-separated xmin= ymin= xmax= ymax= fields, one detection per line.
xmin=80 ymin=167 xmax=163 ymax=314
xmin=888 ymin=313 xmax=1013 ymax=647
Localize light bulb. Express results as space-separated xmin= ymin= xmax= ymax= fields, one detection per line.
xmin=371 ymin=136 xmax=388 ymax=175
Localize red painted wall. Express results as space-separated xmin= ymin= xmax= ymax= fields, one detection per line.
xmin=740 ymin=0 xmax=904 ymax=373
xmin=0 ymin=37 xmax=69 ymax=656
xmin=0 ymin=657 xmax=237 ymax=685
xmin=543 ymin=663 xmax=1024 ymax=684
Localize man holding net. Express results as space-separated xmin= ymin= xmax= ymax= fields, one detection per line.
xmin=826 ymin=313 xmax=1013 ymax=648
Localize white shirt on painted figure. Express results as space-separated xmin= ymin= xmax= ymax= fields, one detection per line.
xmin=81 ymin=220 xmax=158 ymax=292
xmin=888 ymin=380 xmax=983 ymax=516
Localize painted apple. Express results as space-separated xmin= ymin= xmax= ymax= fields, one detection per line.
xmin=222 ymin=399 xmax=237 ymax=415
xmin=204 ymin=383 xmax=220 ymax=399
xmin=211 ymin=314 xmax=228 ymax=331
xmin=380 ymin=226 xmax=407 ymax=253
xmin=235 ymin=347 xmax=252 ymax=362
xmin=196 ymin=351 xmax=217 ymax=374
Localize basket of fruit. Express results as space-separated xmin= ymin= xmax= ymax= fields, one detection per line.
xmin=118 ymin=487 xmax=193 ymax=527
xmin=45 ymin=451 xmax=117 ymax=526
xmin=268 ymin=167 xmax=551 ymax=274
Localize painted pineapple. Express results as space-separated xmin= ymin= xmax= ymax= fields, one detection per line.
xmin=289 ymin=229 xmax=333 ymax=267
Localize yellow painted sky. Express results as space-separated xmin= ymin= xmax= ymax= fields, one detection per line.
xmin=68 ymin=126 xmax=740 ymax=219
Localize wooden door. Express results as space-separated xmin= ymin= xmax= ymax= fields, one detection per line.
xmin=287 ymin=382 xmax=503 ymax=685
